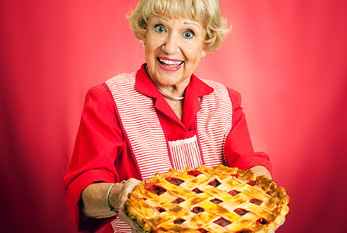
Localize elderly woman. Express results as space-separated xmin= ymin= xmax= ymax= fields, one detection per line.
xmin=64 ymin=0 xmax=272 ymax=232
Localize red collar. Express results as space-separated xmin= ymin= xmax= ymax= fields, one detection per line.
xmin=134 ymin=64 xmax=214 ymax=130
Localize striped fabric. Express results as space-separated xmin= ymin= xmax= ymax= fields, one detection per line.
xmin=110 ymin=221 xmax=131 ymax=233
xmin=196 ymin=79 xmax=233 ymax=167
xmin=168 ymin=135 xmax=203 ymax=169
xmin=106 ymin=73 xmax=172 ymax=180
xmin=105 ymin=72 xmax=232 ymax=233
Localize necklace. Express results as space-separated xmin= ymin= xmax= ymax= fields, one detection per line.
xmin=158 ymin=88 xmax=184 ymax=101
xmin=144 ymin=66 xmax=184 ymax=101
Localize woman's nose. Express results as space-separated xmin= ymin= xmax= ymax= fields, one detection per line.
xmin=162 ymin=33 xmax=180 ymax=54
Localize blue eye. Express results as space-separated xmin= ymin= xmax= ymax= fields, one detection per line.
xmin=154 ymin=24 xmax=165 ymax=33
xmin=183 ymin=30 xmax=194 ymax=39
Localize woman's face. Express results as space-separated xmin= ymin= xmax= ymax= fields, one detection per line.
xmin=143 ymin=15 xmax=206 ymax=89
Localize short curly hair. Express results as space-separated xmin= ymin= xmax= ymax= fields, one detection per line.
xmin=127 ymin=0 xmax=230 ymax=52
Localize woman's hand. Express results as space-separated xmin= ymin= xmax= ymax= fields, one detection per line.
xmin=80 ymin=178 xmax=141 ymax=221
xmin=116 ymin=178 xmax=142 ymax=232
xmin=249 ymin=166 xmax=272 ymax=180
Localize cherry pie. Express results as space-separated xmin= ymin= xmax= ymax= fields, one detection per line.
xmin=125 ymin=165 xmax=289 ymax=233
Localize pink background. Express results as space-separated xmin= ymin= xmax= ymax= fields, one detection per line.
xmin=1 ymin=0 xmax=346 ymax=232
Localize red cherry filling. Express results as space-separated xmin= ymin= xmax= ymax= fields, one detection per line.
xmin=191 ymin=207 xmax=204 ymax=214
xmin=155 ymin=207 xmax=166 ymax=213
xmin=249 ymin=198 xmax=263 ymax=205
xmin=213 ymin=217 xmax=231 ymax=227
xmin=174 ymin=218 xmax=185 ymax=225
xmin=234 ymin=208 xmax=249 ymax=216
xmin=210 ymin=198 xmax=223 ymax=204
xmin=247 ymin=180 xmax=257 ymax=186
xmin=188 ymin=170 xmax=202 ymax=177
xmin=257 ymin=218 xmax=268 ymax=225
xmin=197 ymin=228 xmax=209 ymax=233
xmin=165 ymin=177 xmax=184 ymax=186
xmin=172 ymin=197 xmax=185 ymax=204
xmin=230 ymin=174 xmax=238 ymax=178
xmin=192 ymin=188 xmax=203 ymax=194
xmin=144 ymin=183 xmax=167 ymax=195
xmin=228 ymin=190 xmax=240 ymax=196
xmin=208 ymin=179 xmax=221 ymax=187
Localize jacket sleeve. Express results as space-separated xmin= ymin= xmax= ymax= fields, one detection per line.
xmin=224 ymin=88 xmax=272 ymax=173
xmin=63 ymin=84 xmax=125 ymax=232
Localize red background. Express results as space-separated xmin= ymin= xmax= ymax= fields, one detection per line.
xmin=1 ymin=0 xmax=346 ymax=232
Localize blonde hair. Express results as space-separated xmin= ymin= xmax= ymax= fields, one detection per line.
xmin=127 ymin=0 xmax=230 ymax=52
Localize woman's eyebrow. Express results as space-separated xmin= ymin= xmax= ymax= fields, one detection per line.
xmin=154 ymin=15 xmax=169 ymax=22
xmin=153 ymin=15 xmax=201 ymax=29
xmin=184 ymin=21 xmax=201 ymax=29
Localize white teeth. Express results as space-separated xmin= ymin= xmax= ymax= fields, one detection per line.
xmin=159 ymin=58 xmax=182 ymax=65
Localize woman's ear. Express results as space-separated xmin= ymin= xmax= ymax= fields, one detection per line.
xmin=139 ymin=38 xmax=145 ymax=45
xmin=202 ymin=43 xmax=210 ymax=57
xmin=138 ymin=31 xmax=146 ymax=44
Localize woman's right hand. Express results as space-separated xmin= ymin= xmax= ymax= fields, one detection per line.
xmin=115 ymin=178 xmax=142 ymax=232
xmin=80 ymin=178 xmax=142 ymax=231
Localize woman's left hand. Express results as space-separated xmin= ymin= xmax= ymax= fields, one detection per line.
xmin=249 ymin=166 xmax=272 ymax=180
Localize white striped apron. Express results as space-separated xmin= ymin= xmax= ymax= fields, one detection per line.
xmin=105 ymin=72 xmax=233 ymax=232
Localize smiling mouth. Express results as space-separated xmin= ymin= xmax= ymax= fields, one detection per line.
xmin=157 ymin=57 xmax=184 ymax=69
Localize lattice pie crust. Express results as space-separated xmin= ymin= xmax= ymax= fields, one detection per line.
xmin=125 ymin=165 xmax=289 ymax=233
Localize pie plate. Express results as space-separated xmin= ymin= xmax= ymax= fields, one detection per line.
xmin=132 ymin=219 xmax=146 ymax=233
